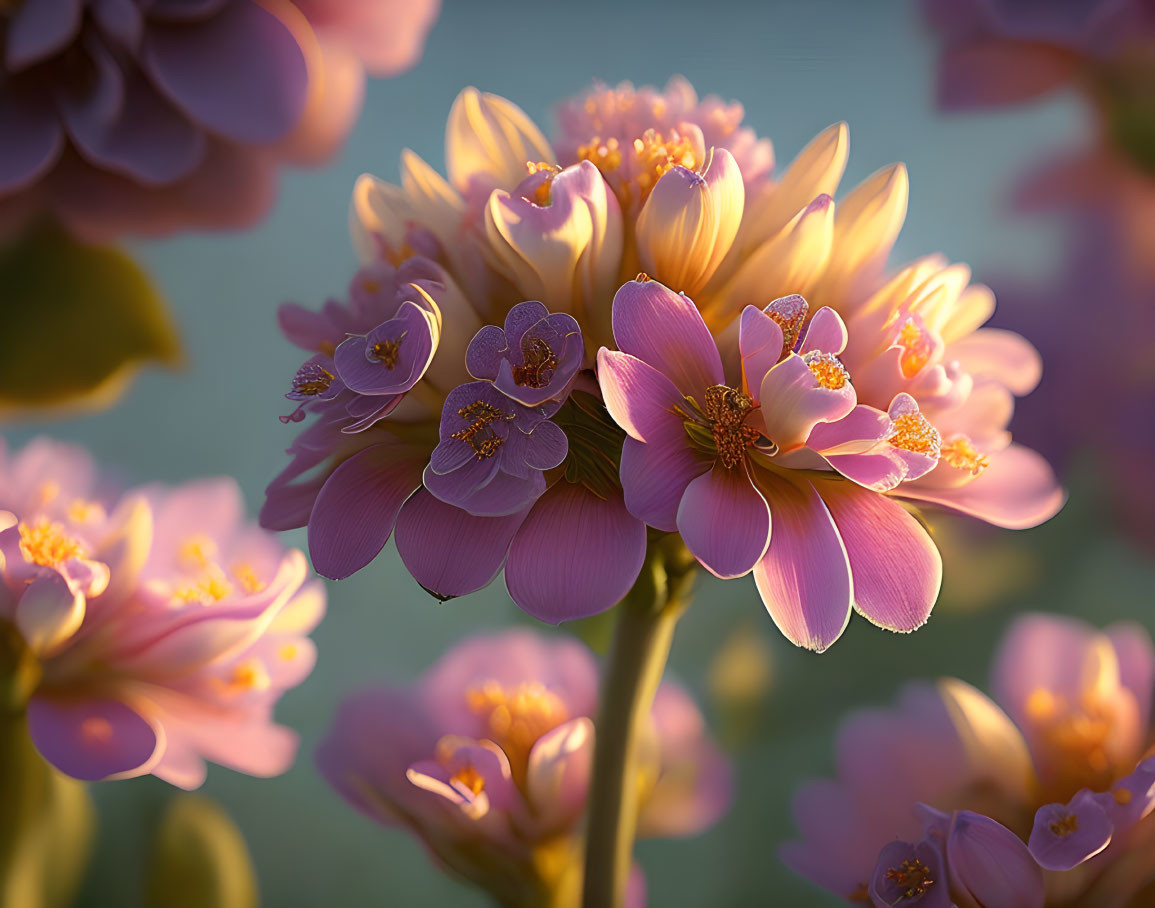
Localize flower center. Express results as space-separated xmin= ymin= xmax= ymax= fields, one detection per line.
xmin=576 ymin=136 xmax=623 ymax=174
xmin=803 ymin=351 xmax=849 ymax=390
xmin=291 ymin=362 xmax=334 ymax=396
xmin=1025 ymin=688 xmax=1116 ymax=792
xmin=371 ymin=338 xmax=403 ymax=369
xmin=885 ymin=858 xmax=935 ymax=900
xmin=525 ymin=161 xmax=561 ymax=205
xmin=451 ymin=400 xmax=514 ymax=459
xmin=631 ymin=128 xmax=698 ymax=197
xmin=18 ymin=519 xmax=84 ymax=568
xmin=939 ymin=435 xmax=989 ymax=476
xmin=173 ymin=565 xmax=235 ymax=605
xmin=693 ymin=385 xmax=761 ymax=470
xmin=1049 ymin=813 xmax=1079 ymax=837
xmin=467 ymin=680 xmax=568 ymax=783
xmin=896 ymin=317 xmax=935 ymax=377
xmin=889 ymin=412 xmax=941 ymax=457
xmin=512 ymin=334 xmax=560 ymax=388
xmin=450 ymin=763 xmax=487 ymax=797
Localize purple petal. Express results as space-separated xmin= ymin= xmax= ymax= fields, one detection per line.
xmin=800 ymin=306 xmax=848 ymax=356
xmin=5 ymin=0 xmax=82 ymax=70
xmin=14 ymin=572 xmax=86 ymax=656
xmin=760 ymin=353 xmax=856 ymax=453
xmin=92 ymin=0 xmax=143 ymax=49
xmin=0 ymin=85 xmax=63 ymax=192
xmin=821 ymin=481 xmax=942 ymax=633
xmin=869 ymin=839 xmax=951 ymax=908
xmin=142 ymin=0 xmax=308 ymax=144
xmin=738 ymin=305 xmax=784 ymax=399
xmin=753 ymin=473 xmax=852 ymax=652
xmin=502 ymin=299 xmax=551 ymax=345
xmin=334 ymin=301 xmax=436 ymax=395
xmin=505 ymin=483 xmax=646 ymax=623
xmin=611 ymin=278 xmax=723 ymax=397
xmin=677 ymin=464 xmax=770 ymax=579
xmin=946 ymin=811 xmax=1044 ymax=908
xmin=27 ymin=696 xmax=161 ymax=781
xmin=1029 ymin=792 xmax=1113 ymax=871
xmin=620 ymin=431 xmax=710 ymax=533
xmin=465 ymin=323 xmax=508 ymax=381
xmin=597 ymin=349 xmax=685 ymax=443
xmin=307 ymin=445 xmax=424 ymax=579
xmin=394 ymin=489 xmax=528 ymax=598
xmin=425 ymin=461 xmax=546 ymax=518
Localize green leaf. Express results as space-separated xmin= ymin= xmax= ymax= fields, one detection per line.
xmin=0 ymin=222 xmax=181 ymax=417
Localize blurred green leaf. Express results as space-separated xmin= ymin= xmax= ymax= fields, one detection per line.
xmin=146 ymin=795 xmax=259 ymax=908
xmin=0 ymin=222 xmax=181 ymax=417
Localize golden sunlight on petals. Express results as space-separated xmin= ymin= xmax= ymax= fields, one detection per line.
xmin=636 ymin=147 xmax=744 ymax=297
xmin=349 ymin=173 xmax=411 ymax=264
xmin=446 ymin=88 xmax=555 ymax=196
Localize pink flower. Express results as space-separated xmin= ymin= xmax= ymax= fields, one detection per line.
xmin=0 ymin=0 xmax=438 ymax=240
xmin=0 ymin=437 xmax=324 ymax=788
xmin=782 ymin=613 xmax=1155 ymax=905
xmin=266 ymin=78 xmax=1059 ymax=641
xmin=316 ymin=629 xmax=730 ymax=906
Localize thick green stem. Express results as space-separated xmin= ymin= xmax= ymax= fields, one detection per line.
xmin=581 ymin=538 xmax=695 ymax=908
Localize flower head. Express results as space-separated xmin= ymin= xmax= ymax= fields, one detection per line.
xmin=782 ymin=613 xmax=1155 ymax=905
xmin=0 ymin=438 xmax=323 ymax=788
xmin=265 ymin=77 xmax=1059 ymax=645
xmin=316 ymin=629 xmax=729 ymax=906
xmin=0 ymin=0 xmax=438 ymax=239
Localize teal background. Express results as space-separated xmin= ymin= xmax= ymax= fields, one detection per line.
xmin=8 ymin=0 xmax=1153 ymax=904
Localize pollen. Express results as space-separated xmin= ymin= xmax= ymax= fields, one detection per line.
xmin=451 ymin=400 xmax=513 ymax=459
xmin=279 ymin=643 xmax=300 ymax=662
xmin=1049 ymin=813 xmax=1079 ymax=837
xmin=230 ymin=659 xmax=270 ymax=692
xmin=371 ymin=337 xmax=403 ymax=369
xmin=896 ymin=318 xmax=935 ymax=377
xmin=67 ymin=499 xmax=105 ymax=524
xmin=467 ymin=680 xmax=568 ymax=779
xmin=766 ymin=296 xmax=809 ymax=358
xmin=885 ymin=858 xmax=935 ymax=900
xmin=179 ymin=535 xmax=218 ymax=571
xmin=577 ymin=136 xmax=623 ymax=174
xmin=18 ymin=519 xmax=85 ymax=568
xmin=803 ymin=351 xmax=849 ymax=390
xmin=889 ymin=412 xmax=942 ymax=457
xmin=702 ymin=385 xmax=761 ymax=470
xmin=525 ymin=161 xmax=561 ymax=206
xmin=511 ymin=335 xmax=559 ymax=388
xmin=940 ymin=436 xmax=990 ymax=476
xmin=291 ymin=362 xmax=334 ymax=396
xmin=37 ymin=480 xmax=61 ymax=506
xmin=173 ymin=566 xmax=234 ymax=605
xmin=1113 ymin=787 xmax=1133 ymax=806
xmin=450 ymin=764 xmax=487 ymax=797
xmin=232 ymin=563 xmax=265 ymax=594
xmin=632 ymin=128 xmax=698 ymax=198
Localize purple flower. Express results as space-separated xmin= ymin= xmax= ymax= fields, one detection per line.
xmin=424 ymin=381 xmax=568 ymax=517
xmin=466 ymin=300 xmax=584 ymax=407
xmin=316 ymin=629 xmax=730 ymax=906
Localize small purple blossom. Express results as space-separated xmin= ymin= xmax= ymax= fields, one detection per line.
xmin=334 ymin=299 xmax=438 ymax=396
xmin=280 ymin=354 xmax=344 ymax=424
xmin=424 ymin=382 xmax=568 ymax=517
xmin=466 ymin=300 xmax=584 ymax=407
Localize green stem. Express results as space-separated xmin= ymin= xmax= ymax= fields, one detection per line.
xmin=581 ymin=538 xmax=695 ymax=908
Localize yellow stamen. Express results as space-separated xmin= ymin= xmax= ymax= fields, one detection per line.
xmin=525 ymin=161 xmax=561 ymax=206
xmin=229 ymin=659 xmax=270 ymax=692
xmin=577 ymin=136 xmax=623 ymax=174
xmin=279 ymin=643 xmax=300 ymax=662
xmin=466 ymin=680 xmax=568 ymax=781
xmin=889 ymin=412 xmax=941 ymax=457
xmin=232 ymin=563 xmax=265 ymax=594
xmin=173 ymin=565 xmax=234 ymax=604
xmin=701 ymin=385 xmax=761 ymax=469
xmin=1050 ymin=813 xmax=1079 ymax=836
xmin=896 ymin=318 xmax=934 ymax=377
xmin=450 ymin=764 xmax=487 ymax=797
xmin=67 ymin=499 xmax=105 ymax=524
xmin=179 ymin=535 xmax=218 ymax=571
xmin=803 ymin=351 xmax=849 ymax=390
xmin=18 ymin=519 xmax=85 ymax=568
xmin=451 ymin=400 xmax=513 ymax=459
xmin=371 ymin=338 xmax=403 ymax=369
xmin=940 ymin=436 xmax=990 ymax=476
xmin=632 ymin=128 xmax=697 ymax=197
xmin=885 ymin=858 xmax=935 ymax=900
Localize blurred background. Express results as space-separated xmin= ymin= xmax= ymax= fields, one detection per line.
xmin=5 ymin=0 xmax=1152 ymax=904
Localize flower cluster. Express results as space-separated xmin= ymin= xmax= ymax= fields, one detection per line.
xmin=0 ymin=437 xmax=324 ymax=788
xmin=0 ymin=0 xmax=439 ymax=239
xmin=265 ymin=77 xmax=1061 ymax=648
xmin=317 ymin=628 xmax=730 ymax=907
xmin=783 ymin=613 xmax=1155 ymax=906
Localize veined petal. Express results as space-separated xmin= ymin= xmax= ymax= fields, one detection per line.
xmin=620 ymin=433 xmax=711 ymax=533
xmin=596 ymin=349 xmax=684 ymax=443
xmin=676 ymin=464 xmax=770 ymax=579
xmin=445 ymin=87 xmax=553 ymax=196
xmin=1029 ymin=793 xmax=1113 ymax=871
xmin=760 ymin=353 xmax=856 ymax=452
xmin=945 ymin=811 xmax=1044 ymax=908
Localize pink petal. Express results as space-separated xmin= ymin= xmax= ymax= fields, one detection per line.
xmin=738 ymin=305 xmax=785 ymax=400
xmin=820 ymin=481 xmax=942 ymax=633
xmin=799 ymin=306 xmax=847 ymax=355
xmin=307 ymin=444 xmax=424 ymax=579
xmin=753 ymin=474 xmax=852 ymax=652
xmin=1029 ymin=793 xmax=1113 ymax=871
xmin=526 ymin=716 xmax=595 ymax=829
xmin=505 ymin=483 xmax=646 ymax=623
xmin=937 ymin=40 xmax=1078 ymax=110
xmin=142 ymin=0 xmax=308 ymax=144
xmin=14 ymin=571 xmax=86 ymax=656
xmin=948 ymin=328 xmax=1042 ymax=396
xmin=760 ymin=353 xmax=856 ymax=452
xmin=677 ymin=464 xmax=770 ymax=579
xmin=620 ymin=434 xmax=711 ymax=533
xmin=945 ymin=811 xmax=1045 ymax=908
xmin=898 ymin=443 xmax=1064 ymax=529
xmin=394 ymin=489 xmax=527 ymax=599
xmin=27 ymin=696 xmax=162 ymax=781
xmin=992 ymin=613 xmax=1096 ymax=724
xmin=610 ymin=278 xmax=723 ymax=396
xmin=1107 ymin=622 xmax=1155 ymax=730
xmin=596 ymin=349 xmax=685 ymax=443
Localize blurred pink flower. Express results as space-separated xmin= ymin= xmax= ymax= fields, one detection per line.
xmin=0 ymin=0 xmax=438 ymax=240
xmin=782 ymin=612 xmax=1155 ymax=905
xmin=0 ymin=437 xmax=324 ymax=788
xmin=316 ymin=629 xmax=730 ymax=906
xmin=265 ymin=78 xmax=1060 ymax=647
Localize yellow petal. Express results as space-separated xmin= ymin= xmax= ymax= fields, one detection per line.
xmin=348 ymin=173 xmax=410 ymax=264
xmin=445 ymin=87 xmax=554 ymax=195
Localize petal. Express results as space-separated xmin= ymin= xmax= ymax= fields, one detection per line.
xmin=596 ymin=349 xmax=685 ymax=443
xmin=753 ymin=474 xmax=852 ymax=652
xmin=946 ymin=811 xmax=1045 ymax=908
xmin=738 ymin=305 xmax=785 ymax=398
xmin=394 ymin=489 xmax=528 ymax=598
xmin=1029 ymin=793 xmax=1113 ymax=871
xmin=760 ymin=353 xmax=856 ymax=452
xmin=799 ymin=306 xmax=848 ymax=356
xmin=0 ymin=85 xmax=63 ymax=193
xmin=307 ymin=445 xmax=424 ymax=579
xmin=445 ymin=87 xmax=553 ymax=196
xmin=5 ymin=0 xmax=82 ymax=69
xmin=869 ymin=839 xmax=951 ymax=908
xmin=820 ymin=481 xmax=942 ymax=633
xmin=27 ymin=696 xmax=162 ymax=781
xmin=611 ymin=278 xmax=723 ymax=397
xmin=677 ymin=464 xmax=770 ymax=579
xmin=14 ymin=571 xmax=86 ymax=656
xmin=506 ymin=483 xmax=646 ymax=623
xmin=898 ymin=444 xmax=1064 ymax=529
xmin=142 ymin=0 xmax=308 ymax=144
xmin=937 ymin=41 xmax=1079 ymax=110
xmin=423 ymin=460 xmax=544 ymax=518
xmin=620 ymin=434 xmax=710 ymax=533
xmin=1107 ymin=622 xmax=1155 ymax=730
xmin=947 ymin=328 xmax=1042 ymax=396
xmin=526 ymin=716 xmax=595 ymax=829
xmin=333 ymin=300 xmax=437 ymax=394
